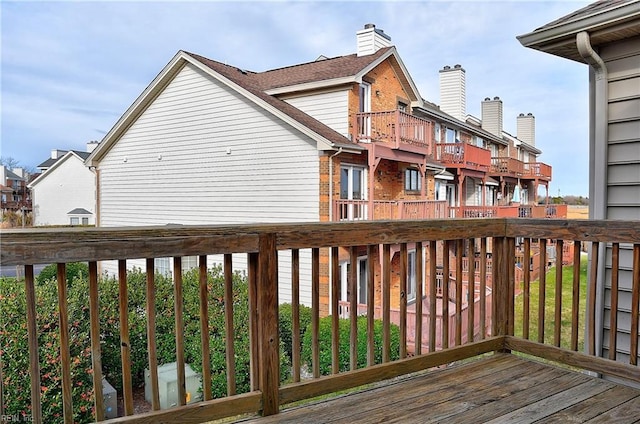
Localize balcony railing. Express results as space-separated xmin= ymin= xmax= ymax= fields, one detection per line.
xmin=353 ymin=111 xmax=432 ymax=154
xmin=1 ymin=219 xmax=639 ymax=423
xmin=490 ymin=157 xmax=524 ymax=177
xmin=435 ymin=143 xmax=491 ymax=172
xmin=523 ymin=162 xmax=552 ymax=180
xmin=450 ymin=204 xmax=567 ymax=218
xmin=334 ymin=199 xmax=448 ymax=221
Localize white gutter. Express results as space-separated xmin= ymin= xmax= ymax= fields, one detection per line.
xmin=576 ymin=30 xmax=608 ymax=361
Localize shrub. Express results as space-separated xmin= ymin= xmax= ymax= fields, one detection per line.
xmin=301 ymin=316 xmax=400 ymax=376
xmin=36 ymin=262 xmax=89 ymax=286
xmin=278 ymin=303 xmax=313 ymax=365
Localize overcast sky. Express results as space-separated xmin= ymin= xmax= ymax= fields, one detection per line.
xmin=2 ymin=0 xmax=590 ymax=196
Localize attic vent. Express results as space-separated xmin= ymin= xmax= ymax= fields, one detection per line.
xmin=236 ymin=68 xmax=248 ymax=75
xmin=316 ymin=55 xmax=329 ymax=61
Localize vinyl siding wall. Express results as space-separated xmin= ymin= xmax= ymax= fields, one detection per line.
xmin=283 ymin=90 xmax=350 ymax=138
xmin=97 ymin=62 xmax=321 ymax=305
xmin=31 ymin=155 xmax=95 ymax=226
xmin=599 ymin=36 xmax=640 ymax=364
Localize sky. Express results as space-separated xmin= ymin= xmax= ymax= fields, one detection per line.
xmin=2 ymin=0 xmax=591 ymax=196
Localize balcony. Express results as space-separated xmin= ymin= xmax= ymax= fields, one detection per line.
xmin=435 ymin=143 xmax=491 ymax=172
xmin=334 ymin=199 xmax=448 ymax=221
xmin=490 ymin=156 xmax=524 ymax=177
xmin=1 ymin=219 xmax=639 ymax=423
xmin=524 ymin=161 xmax=552 ymax=181
xmin=353 ymin=111 xmax=433 ymax=155
xmin=451 ymin=204 xmax=567 ymax=218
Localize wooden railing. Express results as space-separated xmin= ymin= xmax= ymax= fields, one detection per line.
xmin=353 ymin=111 xmax=432 ymax=154
xmin=450 ymin=204 xmax=567 ymax=218
xmin=1 ymin=219 xmax=639 ymax=423
xmin=490 ymin=157 xmax=524 ymax=177
xmin=334 ymin=199 xmax=448 ymax=221
xmin=435 ymin=143 xmax=491 ymax=172
xmin=523 ymin=162 xmax=552 ymax=180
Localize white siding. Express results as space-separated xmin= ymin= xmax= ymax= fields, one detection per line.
xmin=31 ymin=154 xmax=95 ymax=226
xmin=599 ymin=36 xmax=640 ymax=362
xmin=98 ymin=63 xmax=322 ymax=305
xmin=283 ymin=90 xmax=349 ymax=138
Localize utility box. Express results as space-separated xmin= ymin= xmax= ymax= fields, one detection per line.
xmin=145 ymin=362 xmax=202 ymax=409
xmin=102 ymin=378 xmax=118 ymax=419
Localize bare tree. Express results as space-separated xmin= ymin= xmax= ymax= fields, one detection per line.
xmin=0 ymin=156 xmax=20 ymax=170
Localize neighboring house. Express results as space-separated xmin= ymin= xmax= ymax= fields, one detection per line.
xmin=29 ymin=143 xmax=97 ymax=226
xmin=519 ymin=0 xmax=640 ymax=366
xmin=0 ymin=166 xmax=30 ymax=212
xmin=87 ymin=24 xmax=556 ymax=321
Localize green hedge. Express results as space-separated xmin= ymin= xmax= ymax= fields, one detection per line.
xmin=0 ymin=264 xmax=289 ymax=422
xmin=301 ymin=316 xmax=401 ymax=376
xmin=278 ymin=303 xmax=313 ymax=366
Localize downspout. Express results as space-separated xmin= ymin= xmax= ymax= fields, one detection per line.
xmin=576 ymin=31 xmax=608 ymax=360
xmin=328 ymin=147 xmax=343 ymax=222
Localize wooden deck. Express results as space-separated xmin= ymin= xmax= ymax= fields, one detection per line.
xmin=240 ymin=354 xmax=640 ymax=424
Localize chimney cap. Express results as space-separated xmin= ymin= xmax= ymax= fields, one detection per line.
xmin=493 ymin=96 xmax=500 ymax=101
xmin=484 ymin=97 xmax=491 ymax=101
xmin=519 ymin=113 xmax=525 ymax=117
xmin=454 ymin=64 xmax=462 ymax=68
xmin=527 ymin=112 xmax=534 ymax=116
xmin=364 ymin=23 xmax=375 ymax=29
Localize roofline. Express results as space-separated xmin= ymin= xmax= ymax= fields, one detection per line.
xmin=29 ymin=151 xmax=91 ymax=188
xmin=87 ymin=51 xmax=359 ymax=166
xmin=517 ymin=1 xmax=640 ymax=61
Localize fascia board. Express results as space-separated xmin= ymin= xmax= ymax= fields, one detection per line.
xmin=357 ymin=48 xmax=422 ymax=102
xmin=264 ymin=77 xmax=356 ymax=95
xmin=517 ymin=1 xmax=640 ymax=49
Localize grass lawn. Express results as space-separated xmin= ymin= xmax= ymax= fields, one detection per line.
xmin=513 ymin=253 xmax=589 ymax=352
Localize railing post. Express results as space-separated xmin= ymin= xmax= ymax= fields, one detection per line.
xmin=258 ymin=233 xmax=280 ymax=416
xmin=493 ymin=234 xmax=515 ymax=350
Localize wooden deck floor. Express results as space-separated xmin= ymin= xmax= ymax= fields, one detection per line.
xmin=239 ymin=353 xmax=640 ymax=423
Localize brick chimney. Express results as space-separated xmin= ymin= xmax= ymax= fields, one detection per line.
xmin=517 ymin=113 xmax=535 ymax=146
xmin=439 ymin=64 xmax=466 ymax=121
xmin=356 ymin=24 xmax=392 ymax=57
xmin=481 ymin=97 xmax=503 ymax=137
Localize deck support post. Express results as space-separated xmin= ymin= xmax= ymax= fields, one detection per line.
xmin=258 ymin=233 xmax=280 ymax=416
xmin=493 ymin=235 xmax=515 ymax=351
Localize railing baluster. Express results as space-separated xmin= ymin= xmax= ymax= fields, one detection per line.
xmin=588 ymin=241 xmax=599 ymax=356
xmin=455 ymin=240 xmax=463 ymax=347
xmin=248 ymin=253 xmax=259 ymax=391
xmin=523 ymin=238 xmax=531 ymax=340
xmin=349 ymin=246 xmax=358 ymax=371
xmin=291 ymin=249 xmax=301 ymax=382
xmin=382 ymin=244 xmax=391 ymax=363
xmin=56 ymin=263 xmax=73 ymax=423
xmin=554 ymin=240 xmax=563 ymax=347
xmin=630 ymin=244 xmax=640 ymax=365
xmin=312 ymin=248 xmax=320 ymax=378
xmin=331 ymin=247 xmax=340 ymax=374
xmin=442 ymin=240 xmax=450 ymax=349
xmin=367 ymin=245 xmax=376 ymax=366
xmin=88 ymin=261 xmax=105 ymax=420
xmin=224 ymin=254 xmax=237 ymax=395
xmin=467 ymin=238 xmax=476 ymax=344
xmin=173 ymin=257 xmax=187 ymax=407
xmin=399 ymin=243 xmax=408 ymax=358
xmin=480 ymin=238 xmax=487 ymax=340
xmin=118 ymin=260 xmax=134 ymax=415
xmin=571 ymin=241 xmax=581 ymax=351
xmin=429 ymin=241 xmax=437 ymax=352
xmin=507 ymin=237 xmax=516 ymax=337
xmin=199 ymin=255 xmax=212 ymax=400
xmin=415 ymin=242 xmax=423 ymax=355
xmin=538 ymin=239 xmax=547 ymax=343
xmin=145 ymin=259 xmax=160 ymax=410
xmin=24 ymin=264 xmax=42 ymax=424
xmin=609 ymin=243 xmax=620 ymax=360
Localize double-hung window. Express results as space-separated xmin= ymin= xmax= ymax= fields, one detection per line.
xmin=405 ymin=168 xmax=421 ymax=192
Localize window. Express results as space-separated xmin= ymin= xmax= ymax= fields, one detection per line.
xmin=398 ymin=101 xmax=408 ymax=112
xmin=445 ymin=128 xmax=457 ymax=143
xmin=82 ymin=217 xmax=89 ymax=225
xmin=434 ymin=124 xmax=441 ymax=143
xmin=154 ymin=257 xmax=171 ymax=276
xmin=340 ymin=165 xmax=367 ymax=220
xmin=405 ymin=168 xmax=421 ymax=192
xmin=339 ymin=257 xmax=368 ymax=305
xmin=407 ymin=250 xmax=417 ymax=301
xmin=70 ymin=217 xmax=79 ymax=225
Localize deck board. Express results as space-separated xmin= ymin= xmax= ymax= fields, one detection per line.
xmin=238 ymin=354 xmax=640 ymax=424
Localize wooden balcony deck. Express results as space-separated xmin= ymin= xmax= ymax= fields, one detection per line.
xmin=240 ymin=353 xmax=640 ymax=423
